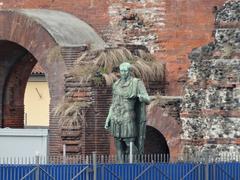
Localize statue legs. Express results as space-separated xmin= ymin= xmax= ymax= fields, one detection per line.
xmin=114 ymin=137 xmax=125 ymax=163
xmin=114 ymin=137 xmax=138 ymax=163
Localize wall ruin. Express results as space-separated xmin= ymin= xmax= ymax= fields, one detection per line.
xmin=181 ymin=0 xmax=240 ymax=157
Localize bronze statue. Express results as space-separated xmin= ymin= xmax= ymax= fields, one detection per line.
xmin=105 ymin=62 xmax=150 ymax=162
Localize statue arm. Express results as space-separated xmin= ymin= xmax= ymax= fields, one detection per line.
xmin=137 ymin=80 xmax=150 ymax=104
xmin=104 ymin=105 xmax=112 ymax=129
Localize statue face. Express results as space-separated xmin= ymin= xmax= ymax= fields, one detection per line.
xmin=120 ymin=65 xmax=130 ymax=80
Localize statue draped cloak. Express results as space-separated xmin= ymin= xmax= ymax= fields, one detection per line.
xmin=107 ymin=77 xmax=149 ymax=154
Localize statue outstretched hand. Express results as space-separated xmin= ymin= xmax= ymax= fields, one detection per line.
xmin=104 ymin=117 xmax=110 ymax=129
xmin=138 ymin=94 xmax=150 ymax=104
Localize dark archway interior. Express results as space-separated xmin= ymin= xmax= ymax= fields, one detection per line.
xmin=0 ymin=40 xmax=37 ymax=128
xmin=144 ymin=125 xmax=170 ymax=156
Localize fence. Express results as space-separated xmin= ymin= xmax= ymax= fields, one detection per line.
xmin=0 ymin=153 xmax=172 ymax=165
xmin=0 ymin=153 xmax=240 ymax=180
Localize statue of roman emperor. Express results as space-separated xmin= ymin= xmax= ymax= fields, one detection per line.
xmin=105 ymin=62 xmax=150 ymax=162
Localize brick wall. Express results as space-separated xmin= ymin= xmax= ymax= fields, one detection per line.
xmin=3 ymin=53 xmax=36 ymax=128
xmin=0 ymin=0 xmax=226 ymax=96
xmin=0 ymin=0 xmax=231 ymax=157
xmin=147 ymin=96 xmax=182 ymax=159
xmin=0 ymin=41 xmax=37 ymax=128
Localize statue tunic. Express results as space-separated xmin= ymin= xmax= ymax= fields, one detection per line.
xmin=108 ymin=77 xmax=147 ymax=138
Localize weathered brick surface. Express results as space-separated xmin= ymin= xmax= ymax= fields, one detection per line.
xmin=147 ymin=97 xmax=182 ymax=159
xmin=0 ymin=41 xmax=32 ymax=127
xmin=0 ymin=0 xmax=231 ymax=157
xmin=0 ymin=10 xmax=67 ymax=155
xmin=3 ymin=52 xmax=36 ymax=128
xmin=0 ymin=0 xmax=226 ymax=96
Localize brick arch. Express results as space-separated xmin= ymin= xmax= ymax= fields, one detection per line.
xmin=0 ymin=9 xmax=106 ymax=154
xmin=0 ymin=11 xmax=57 ymax=68
xmin=147 ymin=107 xmax=182 ymax=160
xmin=144 ymin=125 xmax=170 ymax=155
xmin=0 ymin=14 xmax=60 ymax=128
xmin=1 ymin=41 xmax=37 ymax=127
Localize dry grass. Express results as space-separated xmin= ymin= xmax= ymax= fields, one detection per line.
xmin=59 ymin=47 xmax=165 ymax=128
xmin=131 ymin=65 xmax=142 ymax=78
xmin=76 ymin=52 xmax=89 ymax=63
xmin=149 ymin=61 xmax=165 ymax=81
xmin=94 ymin=48 xmax=134 ymax=73
xmin=132 ymin=60 xmax=153 ymax=81
xmin=68 ymin=47 xmax=164 ymax=85
xmin=136 ymin=49 xmax=155 ymax=62
xmin=70 ymin=64 xmax=97 ymax=80
xmin=69 ymin=52 xmax=98 ymax=82
xmin=55 ymin=99 xmax=91 ymax=129
xmin=102 ymin=73 xmax=118 ymax=86
xmin=131 ymin=58 xmax=164 ymax=81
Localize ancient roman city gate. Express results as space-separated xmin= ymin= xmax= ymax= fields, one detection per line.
xmin=0 ymin=9 xmax=106 ymax=155
xmin=0 ymin=9 xmax=181 ymax=157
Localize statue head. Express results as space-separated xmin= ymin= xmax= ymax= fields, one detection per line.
xmin=119 ymin=62 xmax=131 ymax=80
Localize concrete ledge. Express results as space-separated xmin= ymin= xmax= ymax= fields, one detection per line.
xmin=0 ymin=128 xmax=48 ymax=137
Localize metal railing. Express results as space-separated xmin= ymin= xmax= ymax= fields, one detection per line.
xmin=0 ymin=154 xmax=171 ymax=165
xmin=0 ymin=153 xmax=239 ymax=180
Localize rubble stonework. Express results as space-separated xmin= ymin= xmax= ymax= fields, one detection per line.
xmin=183 ymin=144 xmax=240 ymax=158
xmin=106 ymin=1 xmax=166 ymax=53
xmin=181 ymin=0 xmax=240 ymax=156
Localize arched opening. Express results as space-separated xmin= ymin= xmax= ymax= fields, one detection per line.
xmin=144 ymin=125 xmax=170 ymax=156
xmin=0 ymin=40 xmax=50 ymax=128
xmin=24 ymin=63 xmax=50 ymax=127
xmin=0 ymin=40 xmax=37 ymax=128
xmin=0 ymin=9 xmax=106 ymax=155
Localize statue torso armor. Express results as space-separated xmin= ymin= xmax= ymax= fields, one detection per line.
xmin=109 ymin=77 xmax=138 ymax=138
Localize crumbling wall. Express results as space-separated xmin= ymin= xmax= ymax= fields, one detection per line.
xmin=147 ymin=96 xmax=182 ymax=159
xmin=181 ymin=0 xmax=240 ymax=156
xmin=1 ymin=0 xmax=227 ymax=96
xmin=105 ymin=1 xmax=166 ymax=54
xmin=0 ymin=0 xmax=230 ymax=156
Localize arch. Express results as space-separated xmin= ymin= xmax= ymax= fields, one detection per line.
xmin=147 ymin=107 xmax=182 ymax=160
xmin=144 ymin=125 xmax=170 ymax=155
xmin=0 ymin=9 xmax=106 ymax=154
xmin=1 ymin=40 xmax=37 ymax=127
